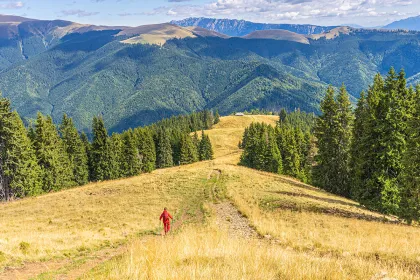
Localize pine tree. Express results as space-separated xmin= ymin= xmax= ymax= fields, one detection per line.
xmin=156 ymin=129 xmax=173 ymax=168
xmin=90 ymin=116 xmax=113 ymax=181
xmin=352 ymin=69 xmax=413 ymax=214
xmin=60 ymin=114 xmax=89 ymax=186
xmin=0 ymin=97 xmax=41 ymax=199
xmin=193 ymin=131 xmax=200 ymax=151
xmin=80 ymin=132 xmax=92 ymax=180
xmin=350 ymin=91 xmax=369 ymax=199
xmin=109 ymin=133 xmax=123 ymax=179
xmin=313 ymin=85 xmax=340 ymax=193
xmin=279 ymin=108 xmax=287 ymax=123
xmin=240 ymin=123 xmax=282 ymax=174
xmin=277 ymin=125 xmax=301 ymax=178
xmin=214 ymin=110 xmax=221 ymax=124
xmin=400 ymin=85 xmax=420 ymax=223
xmin=34 ymin=113 xmax=74 ymax=191
xmin=335 ymin=84 xmax=354 ymax=197
xmin=203 ymin=110 xmax=214 ymax=129
xmin=264 ymin=125 xmax=283 ymax=174
xmin=121 ymin=130 xmax=141 ymax=177
xmin=199 ymin=131 xmax=214 ymax=161
xmin=134 ymin=128 xmax=156 ymax=173
xmin=180 ymin=134 xmax=199 ymax=165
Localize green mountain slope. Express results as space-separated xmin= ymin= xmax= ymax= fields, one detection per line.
xmin=0 ymin=30 xmax=326 ymax=132
xmin=1 ymin=18 xmax=420 ymax=132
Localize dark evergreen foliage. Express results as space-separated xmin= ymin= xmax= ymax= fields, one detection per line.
xmin=60 ymin=114 xmax=89 ymax=186
xmin=0 ymin=96 xmax=41 ymax=199
xmin=33 ymin=113 xmax=74 ymax=191
xmin=199 ymin=131 xmax=214 ymax=161
xmin=0 ymin=100 xmax=214 ymax=201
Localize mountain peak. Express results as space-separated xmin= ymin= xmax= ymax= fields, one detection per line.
xmin=171 ymin=17 xmax=337 ymax=37
xmin=384 ymin=15 xmax=420 ymax=31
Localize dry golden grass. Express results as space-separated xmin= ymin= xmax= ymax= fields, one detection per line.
xmin=225 ymin=166 xmax=420 ymax=276
xmin=83 ymin=217 xmax=417 ymax=280
xmin=1 ymin=114 xmax=419 ymax=279
xmin=205 ymin=115 xmax=278 ymax=160
xmin=0 ymin=162 xmax=213 ymax=268
xmin=120 ymin=24 xmax=196 ymax=45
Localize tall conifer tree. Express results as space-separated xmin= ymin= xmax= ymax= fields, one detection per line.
xmin=314 ymin=86 xmax=340 ymax=193
xmin=60 ymin=114 xmax=89 ymax=186
xmin=156 ymin=129 xmax=173 ymax=168
xmin=134 ymin=128 xmax=156 ymax=173
xmin=0 ymin=97 xmax=41 ymax=199
xmin=400 ymin=86 xmax=420 ymax=222
xmin=121 ymin=130 xmax=141 ymax=177
xmin=180 ymin=134 xmax=199 ymax=165
xmin=90 ymin=116 xmax=113 ymax=181
xmin=199 ymin=131 xmax=214 ymax=161
xmin=34 ymin=113 xmax=74 ymax=191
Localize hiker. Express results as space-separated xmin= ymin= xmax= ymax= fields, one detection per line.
xmin=159 ymin=207 xmax=173 ymax=235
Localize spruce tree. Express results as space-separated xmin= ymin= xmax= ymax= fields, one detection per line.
xmin=179 ymin=134 xmax=199 ymax=165
xmin=134 ymin=128 xmax=156 ymax=173
xmin=214 ymin=110 xmax=221 ymax=124
xmin=34 ymin=113 xmax=74 ymax=191
xmin=277 ymin=125 xmax=301 ymax=178
xmin=109 ymin=133 xmax=124 ymax=179
xmin=240 ymin=123 xmax=282 ymax=174
xmin=400 ymin=85 xmax=420 ymax=223
xmin=265 ymin=125 xmax=283 ymax=174
xmin=350 ymin=91 xmax=369 ymax=199
xmin=60 ymin=114 xmax=89 ymax=186
xmin=352 ymin=69 xmax=413 ymax=214
xmin=80 ymin=132 xmax=92 ymax=180
xmin=199 ymin=131 xmax=214 ymax=161
xmin=193 ymin=131 xmax=200 ymax=153
xmin=279 ymin=108 xmax=287 ymax=123
xmin=121 ymin=130 xmax=141 ymax=177
xmin=90 ymin=117 xmax=113 ymax=181
xmin=0 ymin=97 xmax=41 ymax=199
xmin=156 ymin=129 xmax=173 ymax=168
xmin=313 ymin=85 xmax=340 ymax=193
xmin=335 ymin=84 xmax=354 ymax=197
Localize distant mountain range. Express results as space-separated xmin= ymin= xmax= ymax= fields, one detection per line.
xmin=1 ymin=14 xmax=420 ymax=132
xmin=170 ymin=18 xmax=337 ymax=37
xmin=383 ymin=15 xmax=420 ymax=31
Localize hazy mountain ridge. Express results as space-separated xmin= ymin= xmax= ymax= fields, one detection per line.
xmin=384 ymin=15 xmax=420 ymax=31
xmin=171 ymin=17 xmax=337 ymax=37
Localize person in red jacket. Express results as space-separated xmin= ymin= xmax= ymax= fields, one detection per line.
xmin=159 ymin=207 xmax=173 ymax=235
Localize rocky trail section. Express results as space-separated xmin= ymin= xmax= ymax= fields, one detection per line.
xmin=212 ymin=202 xmax=259 ymax=239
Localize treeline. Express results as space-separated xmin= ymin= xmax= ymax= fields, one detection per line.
xmin=0 ymin=98 xmax=214 ymax=201
xmin=232 ymin=109 xmax=275 ymax=115
xmin=240 ymin=110 xmax=315 ymax=183
xmin=240 ymin=68 xmax=420 ymax=223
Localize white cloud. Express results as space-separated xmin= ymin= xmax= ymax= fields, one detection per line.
xmin=0 ymin=1 xmax=24 ymax=9
xmin=61 ymin=9 xmax=100 ymax=17
xmin=149 ymin=0 xmax=417 ymax=25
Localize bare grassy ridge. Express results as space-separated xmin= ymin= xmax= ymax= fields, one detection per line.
xmin=0 ymin=115 xmax=419 ymax=279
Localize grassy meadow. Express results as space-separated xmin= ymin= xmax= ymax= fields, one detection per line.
xmin=0 ymin=115 xmax=419 ymax=279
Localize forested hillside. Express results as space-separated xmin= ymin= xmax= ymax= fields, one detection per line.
xmin=240 ymin=68 xmax=420 ymax=223
xmin=0 ymin=94 xmax=214 ymax=200
xmin=2 ymin=17 xmax=420 ymax=132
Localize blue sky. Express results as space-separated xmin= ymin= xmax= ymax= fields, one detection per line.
xmin=1 ymin=0 xmax=419 ymax=27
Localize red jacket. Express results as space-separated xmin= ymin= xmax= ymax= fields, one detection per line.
xmin=160 ymin=210 xmax=173 ymax=224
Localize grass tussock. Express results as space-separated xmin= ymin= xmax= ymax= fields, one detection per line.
xmin=84 ymin=225 xmax=417 ymax=280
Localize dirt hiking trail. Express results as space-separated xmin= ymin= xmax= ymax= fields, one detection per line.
xmin=212 ymin=202 xmax=258 ymax=239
